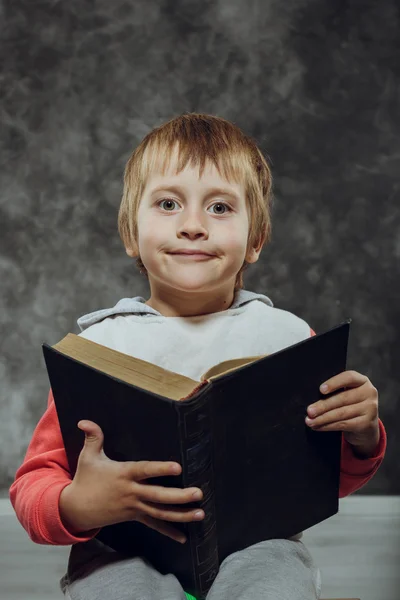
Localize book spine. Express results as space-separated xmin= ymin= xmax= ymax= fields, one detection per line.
xmin=177 ymin=391 xmax=219 ymax=599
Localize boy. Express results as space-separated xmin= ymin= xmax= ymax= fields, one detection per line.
xmin=10 ymin=113 xmax=386 ymax=600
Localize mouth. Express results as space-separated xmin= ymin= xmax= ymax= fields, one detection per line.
xmin=168 ymin=252 xmax=216 ymax=259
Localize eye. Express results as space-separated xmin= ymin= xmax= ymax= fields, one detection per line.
xmin=208 ymin=202 xmax=231 ymax=215
xmin=157 ymin=198 xmax=232 ymax=214
xmin=158 ymin=198 xmax=178 ymax=211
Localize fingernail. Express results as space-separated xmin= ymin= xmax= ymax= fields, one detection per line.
xmin=178 ymin=536 xmax=187 ymax=544
xmin=320 ymin=384 xmax=328 ymax=393
xmin=194 ymin=510 xmax=204 ymax=519
xmin=192 ymin=490 xmax=202 ymax=500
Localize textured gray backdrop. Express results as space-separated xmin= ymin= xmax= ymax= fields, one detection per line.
xmin=1 ymin=1 xmax=399 ymax=494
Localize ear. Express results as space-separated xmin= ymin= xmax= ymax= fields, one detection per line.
xmin=245 ymin=233 xmax=265 ymax=264
xmin=125 ymin=239 xmax=139 ymax=258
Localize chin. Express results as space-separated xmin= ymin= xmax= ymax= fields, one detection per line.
xmin=169 ymin=281 xmax=215 ymax=292
xmin=158 ymin=276 xmax=220 ymax=293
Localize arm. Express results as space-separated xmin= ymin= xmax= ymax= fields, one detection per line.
xmin=338 ymin=417 xmax=386 ymax=497
xmin=309 ymin=328 xmax=387 ymax=498
xmin=9 ymin=389 xmax=100 ymax=545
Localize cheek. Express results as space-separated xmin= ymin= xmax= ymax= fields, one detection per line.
xmin=136 ymin=217 xmax=163 ymax=250
xmin=219 ymin=222 xmax=248 ymax=253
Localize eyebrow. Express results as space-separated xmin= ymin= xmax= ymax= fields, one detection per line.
xmin=149 ymin=185 xmax=240 ymax=202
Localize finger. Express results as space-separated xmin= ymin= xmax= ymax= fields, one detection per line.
xmin=137 ymin=514 xmax=187 ymax=544
xmin=137 ymin=483 xmax=203 ymax=505
xmin=320 ymin=370 xmax=368 ymax=394
xmin=77 ymin=420 xmax=105 ymax=457
xmin=308 ymin=385 xmax=366 ymax=418
xmin=306 ymin=404 xmax=365 ymax=430
xmin=138 ymin=499 xmax=205 ymax=523
xmin=306 ymin=415 xmax=365 ymax=432
xmin=306 ymin=413 xmax=365 ymax=431
xmin=130 ymin=461 xmax=182 ymax=481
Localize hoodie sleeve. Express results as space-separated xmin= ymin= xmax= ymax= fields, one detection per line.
xmin=309 ymin=327 xmax=387 ymax=498
xmin=9 ymin=389 xmax=101 ymax=545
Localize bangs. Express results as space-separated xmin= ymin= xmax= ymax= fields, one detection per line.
xmin=136 ymin=117 xmax=257 ymax=189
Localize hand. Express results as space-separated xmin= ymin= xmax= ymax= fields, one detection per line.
xmin=305 ymin=370 xmax=380 ymax=456
xmin=59 ymin=420 xmax=204 ymax=544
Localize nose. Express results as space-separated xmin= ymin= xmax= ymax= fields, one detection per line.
xmin=177 ymin=210 xmax=209 ymax=240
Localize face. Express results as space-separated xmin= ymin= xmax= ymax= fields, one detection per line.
xmin=128 ymin=148 xmax=262 ymax=314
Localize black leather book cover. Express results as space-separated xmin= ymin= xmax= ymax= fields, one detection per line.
xmin=210 ymin=320 xmax=351 ymax=566
xmin=42 ymin=319 xmax=350 ymax=599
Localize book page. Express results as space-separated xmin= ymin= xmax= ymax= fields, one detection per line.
xmin=200 ymin=354 xmax=267 ymax=382
xmin=53 ymin=334 xmax=199 ymax=401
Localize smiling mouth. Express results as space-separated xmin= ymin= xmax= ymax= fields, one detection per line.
xmin=168 ymin=252 xmax=215 ymax=259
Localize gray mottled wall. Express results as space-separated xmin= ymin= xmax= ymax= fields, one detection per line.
xmin=1 ymin=0 xmax=399 ymax=494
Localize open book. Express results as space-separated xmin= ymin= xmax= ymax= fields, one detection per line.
xmin=43 ymin=319 xmax=351 ymax=600
xmin=49 ymin=333 xmax=268 ymax=400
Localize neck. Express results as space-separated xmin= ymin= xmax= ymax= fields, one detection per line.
xmin=145 ymin=286 xmax=237 ymax=317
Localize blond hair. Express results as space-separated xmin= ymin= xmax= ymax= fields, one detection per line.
xmin=118 ymin=113 xmax=273 ymax=291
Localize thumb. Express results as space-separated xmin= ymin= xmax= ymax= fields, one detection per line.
xmin=77 ymin=420 xmax=105 ymax=456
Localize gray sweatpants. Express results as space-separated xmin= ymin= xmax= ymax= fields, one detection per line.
xmin=60 ymin=537 xmax=322 ymax=600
